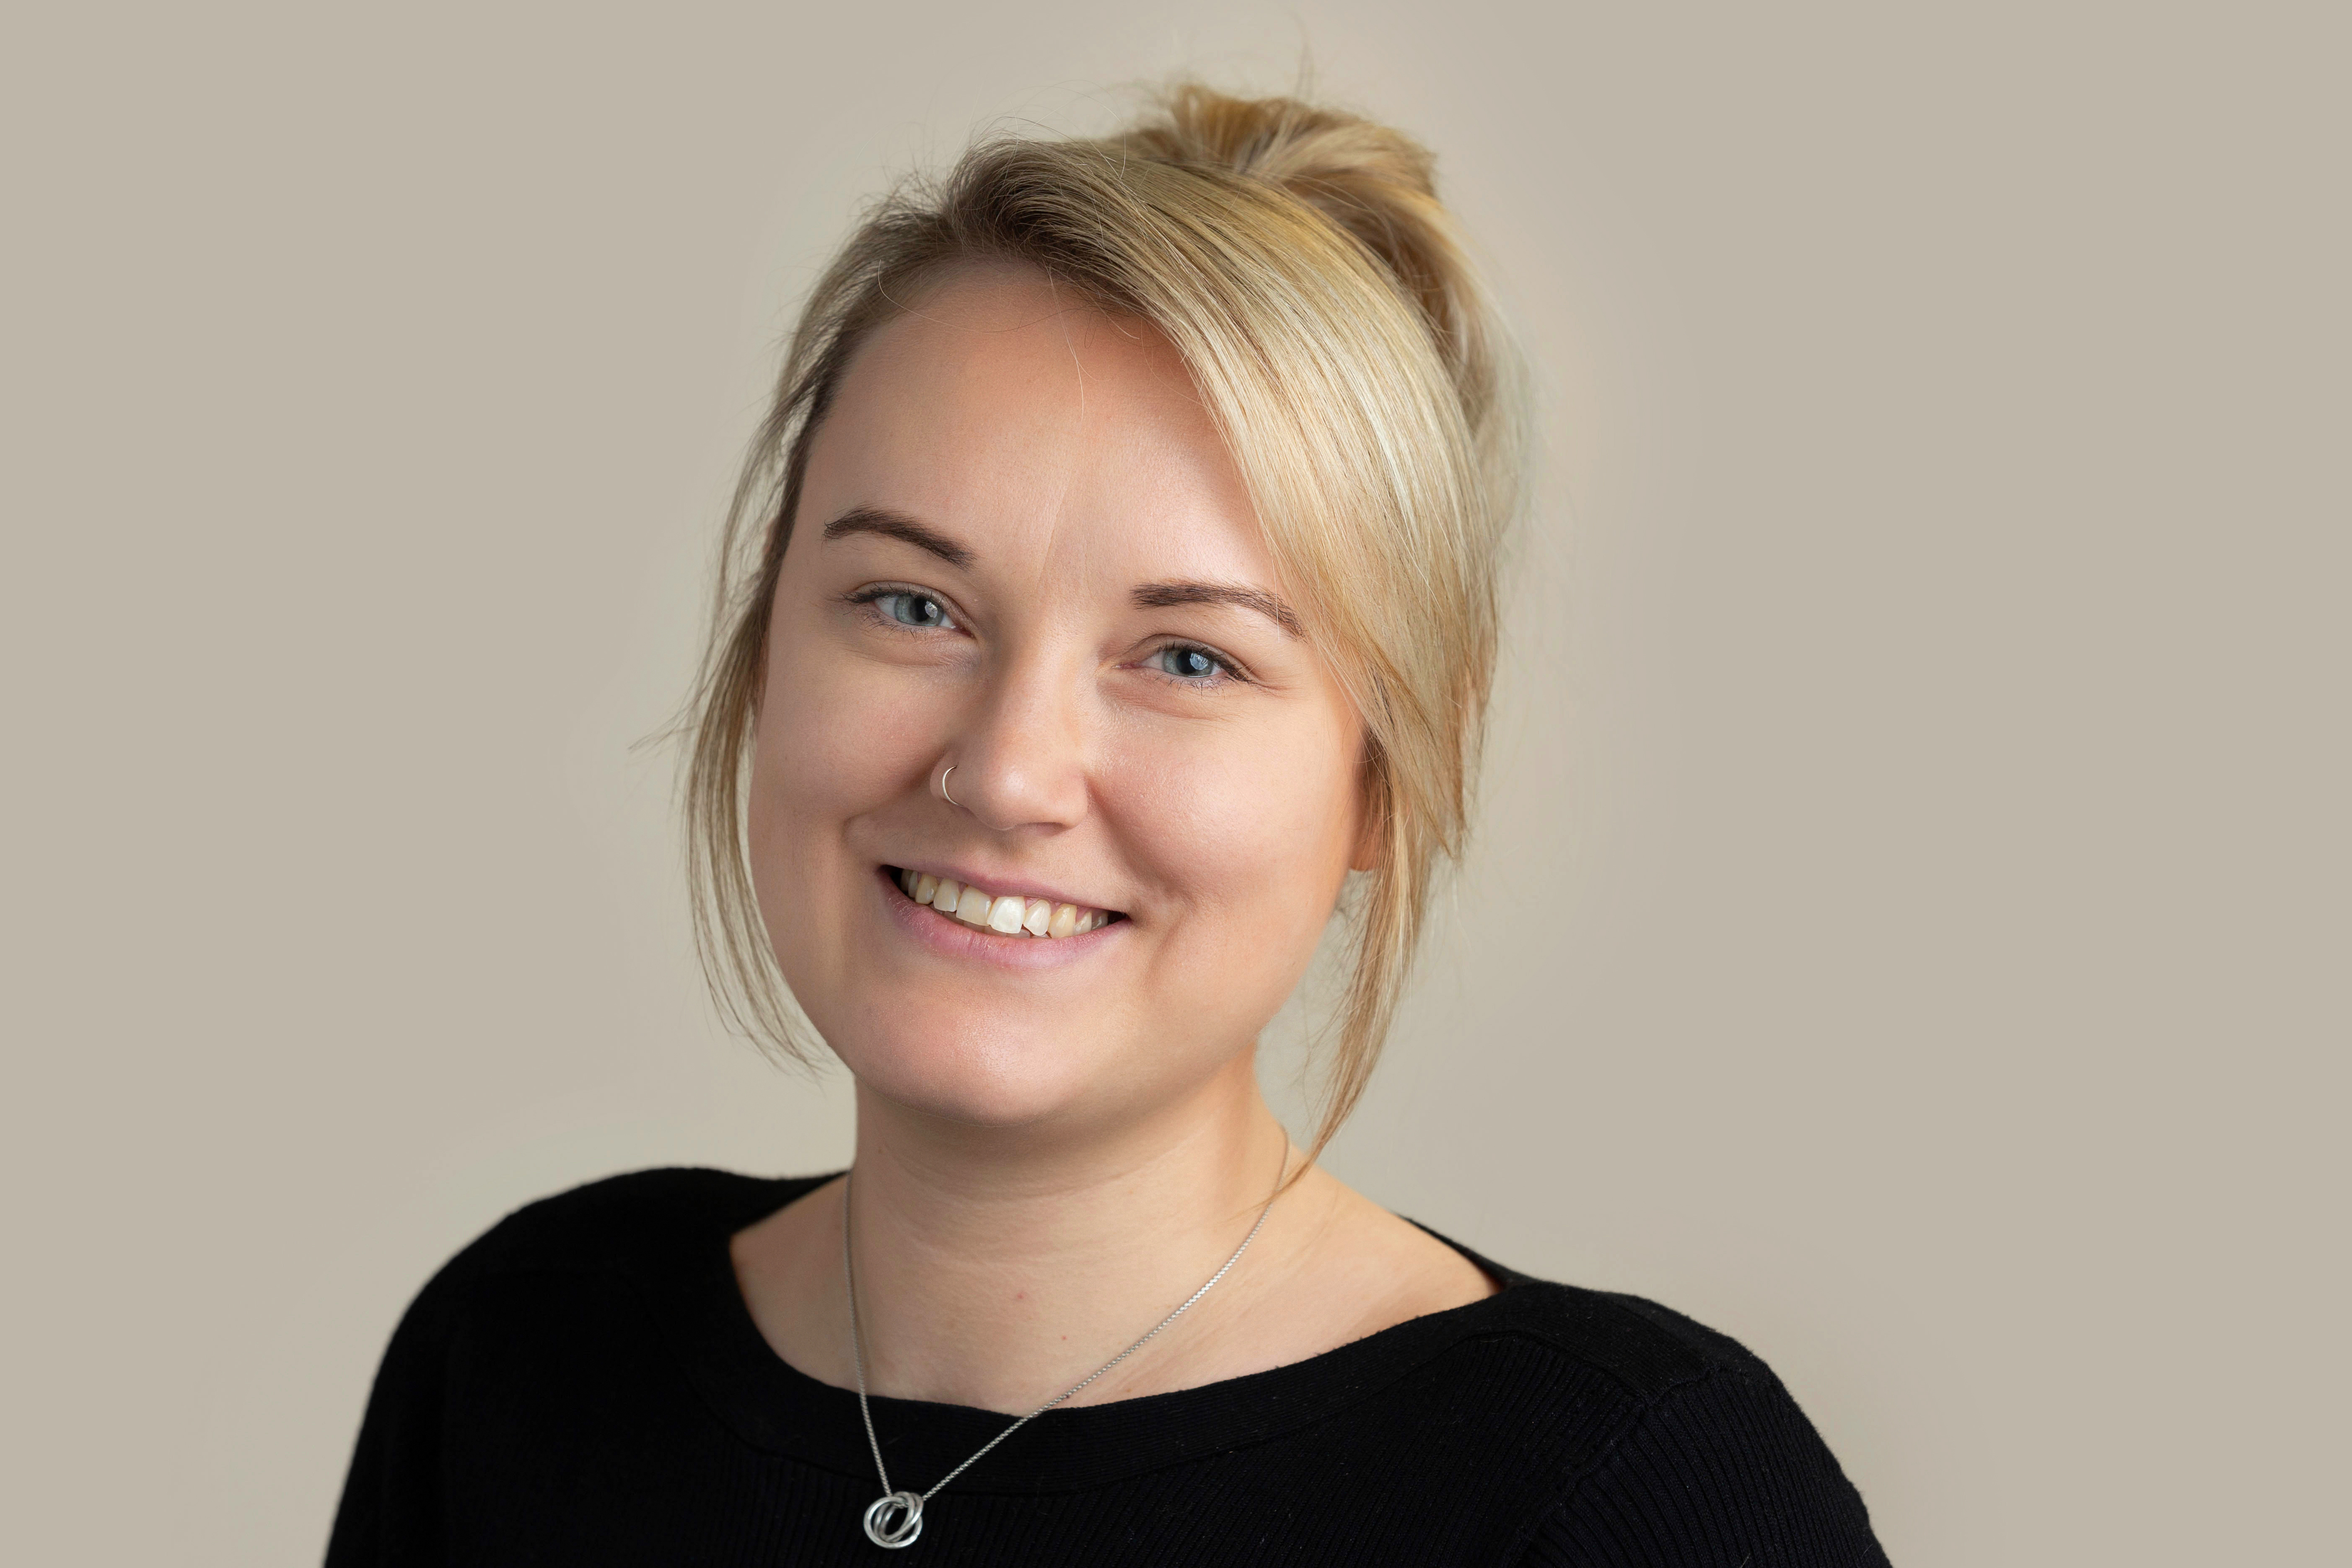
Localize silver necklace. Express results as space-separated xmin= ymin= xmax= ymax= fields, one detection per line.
xmin=841 ymin=1166 xmax=1281 ymax=1550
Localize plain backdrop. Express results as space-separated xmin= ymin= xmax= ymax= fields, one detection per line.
xmin=3 ymin=3 xmax=2344 ymax=1563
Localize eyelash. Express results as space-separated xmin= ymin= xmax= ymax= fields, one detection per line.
xmin=843 ymin=585 xmax=1250 ymax=687
xmin=1144 ymin=641 xmax=1249 ymax=688
xmin=844 ymin=584 xmax=959 ymax=632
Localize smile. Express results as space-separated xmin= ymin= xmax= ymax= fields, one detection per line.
xmin=885 ymin=866 xmax=1121 ymax=939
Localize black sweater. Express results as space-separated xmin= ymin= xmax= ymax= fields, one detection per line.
xmin=327 ymin=1169 xmax=1889 ymax=1565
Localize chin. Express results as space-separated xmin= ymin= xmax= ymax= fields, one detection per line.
xmin=825 ymin=1009 xmax=1121 ymax=1130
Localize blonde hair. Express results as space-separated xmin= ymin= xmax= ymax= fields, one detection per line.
xmin=684 ymin=85 xmax=1524 ymax=1165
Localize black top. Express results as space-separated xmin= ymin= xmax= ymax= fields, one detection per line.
xmin=328 ymin=1169 xmax=1889 ymax=1565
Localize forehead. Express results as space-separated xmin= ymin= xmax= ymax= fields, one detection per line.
xmin=801 ymin=266 xmax=1275 ymax=593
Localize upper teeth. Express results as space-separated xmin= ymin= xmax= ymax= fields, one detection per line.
xmin=896 ymin=868 xmax=1111 ymax=938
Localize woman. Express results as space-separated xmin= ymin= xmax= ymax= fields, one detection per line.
xmin=329 ymin=87 xmax=1888 ymax=1565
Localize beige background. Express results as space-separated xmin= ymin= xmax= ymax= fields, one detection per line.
xmin=4 ymin=3 xmax=2344 ymax=1563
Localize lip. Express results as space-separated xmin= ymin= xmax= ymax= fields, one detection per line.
xmin=875 ymin=864 xmax=1125 ymax=971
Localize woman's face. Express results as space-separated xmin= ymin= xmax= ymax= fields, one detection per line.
xmin=747 ymin=266 xmax=1366 ymax=1133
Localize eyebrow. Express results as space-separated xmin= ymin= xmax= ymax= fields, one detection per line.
xmin=1132 ymin=580 xmax=1302 ymax=638
xmin=820 ymin=507 xmax=974 ymax=569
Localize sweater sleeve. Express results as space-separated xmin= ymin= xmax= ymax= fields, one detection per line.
xmin=324 ymin=1264 xmax=466 ymax=1567
xmin=1513 ymin=1361 xmax=1891 ymax=1567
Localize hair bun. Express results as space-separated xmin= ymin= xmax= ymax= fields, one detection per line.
xmin=1111 ymin=85 xmax=1505 ymax=436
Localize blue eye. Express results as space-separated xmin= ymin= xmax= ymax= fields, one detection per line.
xmin=1153 ymin=645 xmax=1229 ymax=682
xmin=871 ymin=590 xmax=952 ymax=629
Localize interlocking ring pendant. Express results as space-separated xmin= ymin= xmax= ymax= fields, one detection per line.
xmin=863 ymin=1490 xmax=925 ymax=1550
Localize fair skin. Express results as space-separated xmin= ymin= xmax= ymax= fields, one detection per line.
xmin=730 ymin=264 xmax=1491 ymax=1417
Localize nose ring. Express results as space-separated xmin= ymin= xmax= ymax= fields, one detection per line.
xmin=938 ymin=765 xmax=960 ymax=808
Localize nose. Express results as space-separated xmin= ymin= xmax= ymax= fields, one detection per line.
xmin=939 ymin=647 xmax=1090 ymax=835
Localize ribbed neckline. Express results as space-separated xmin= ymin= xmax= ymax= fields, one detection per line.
xmin=646 ymin=1172 xmax=1545 ymax=1497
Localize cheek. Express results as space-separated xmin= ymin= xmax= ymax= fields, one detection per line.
xmin=744 ymin=623 xmax=934 ymax=957
xmin=1118 ymin=706 xmax=1363 ymax=984
xmin=756 ymin=649 xmax=903 ymax=819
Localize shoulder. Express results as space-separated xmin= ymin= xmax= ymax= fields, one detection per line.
xmin=329 ymin=1168 xmax=819 ymax=1564
xmin=450 ymin=1166 xmax=813 ymax=1273
xmin=1466 ymin=1273 xmax=1761 ymax=1402
xmin=1413 ymin=1259 xmax=1888 ymax=1565
xmin=395 ymin=1166 xmax=821 ymax=1337
xmin=1415 ymin=1224 xmax=1769 ymax=1408
xmin=349 ymin=1166 xmax=820 ymax=1432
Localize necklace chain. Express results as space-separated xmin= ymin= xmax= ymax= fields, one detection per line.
xmin=841 ymin=1158 xmax=1283 ymax=1549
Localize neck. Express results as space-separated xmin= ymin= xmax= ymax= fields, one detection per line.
xmin=842 ymin=1052 xmax=1298 ymax=1412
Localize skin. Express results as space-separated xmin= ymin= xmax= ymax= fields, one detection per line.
xmin=730 ymin=264 xmax=1491 ymax=1416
